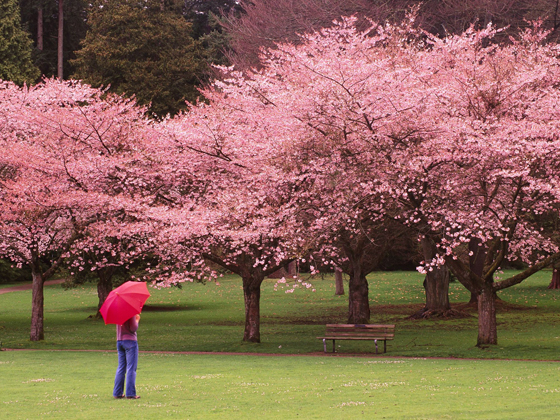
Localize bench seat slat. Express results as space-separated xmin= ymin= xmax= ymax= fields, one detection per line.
xmin=325 ymin=329 xmax=393 ymax=333
xmin=324 ymin=329 xmax=395 ymax=332
xmin=318 ymin=334 xmax=395 ymax=338
xmin=320 ymin=331 xmax=395 ymax=336
xmin=326 ymin=324 xmax=395 ymax=328
xmin=317 ymin=337 xmax=394 ymax=341
xmin=326 ymin=329 xmax=393 ymax=333
xmin=318 ymin=324 xmax=396 ymax=354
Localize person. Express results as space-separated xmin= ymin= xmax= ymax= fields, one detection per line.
xmin=113 ymin=314 xmax=141 ymax=399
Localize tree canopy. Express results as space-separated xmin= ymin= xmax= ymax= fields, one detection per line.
xmin=3 ymin=14 xmax=560 ymax=347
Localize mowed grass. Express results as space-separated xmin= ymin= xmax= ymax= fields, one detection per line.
xmin=2 ymin=350 xmax=560 ymax=420
xmin=1 ymin=270 xmax=560 ymax=359
xmin=2 ymin=270 xmax=560 ymax=419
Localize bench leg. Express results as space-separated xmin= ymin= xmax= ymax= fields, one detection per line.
xmin=375 ymin=339 xmax=378 ymax=354
xmin=323 ymin=339 xmax=326 ymax=353
xmin=384 ymin=340 xmax=387 ymax=353
xmin=333 ymin=340 xmax=336 ymax=353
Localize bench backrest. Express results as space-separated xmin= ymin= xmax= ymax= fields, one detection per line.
xmin=326 ymin=324 xmax=395 ymax=338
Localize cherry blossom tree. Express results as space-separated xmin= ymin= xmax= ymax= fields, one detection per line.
xmin=66 ymin=219 xmax=159 ymax=316
xmin=0 ymin=79 xmax=153 ymax=340
xmin=147 ymin=99 xmax=301 ymax=342
xmin=407 ymin=23 xmax=560 ymax=345
xmin=4 ymin=13 xmax=560 ymax=351
xmin=214 ymin=16 xmax=436 ymax=323
xmin=282 ymin=168 xmax=415 ymax=323
xmin=204 ymin=16 xmax=560 ymax=347
xmin=0 ymin=81 xmax=92 ymax=340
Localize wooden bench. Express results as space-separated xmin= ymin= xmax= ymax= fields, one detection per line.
xmin=317 ymin=324 xmax=395 ymax=354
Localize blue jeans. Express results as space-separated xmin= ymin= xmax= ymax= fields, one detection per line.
xmin=113 ymin=340 xmax=138 ymax=398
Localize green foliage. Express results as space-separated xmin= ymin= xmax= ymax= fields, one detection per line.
xmin=198 ymin=13 xmax=231 ymax=68
xmin=0 ymin=0 xmax=40 ymax=85
xmin=2 ymin=351 xmax=560 ymax=419
xmin=181 ymin=0 xmax=241 ymax=40
xmin=72 ymin=0 xmax=204 ymax=117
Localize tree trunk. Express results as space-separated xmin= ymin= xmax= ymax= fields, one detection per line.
xmin=96 ymin=268 xmax=114 ymax=316
xmin=267 ymin=267 xmax=287 ymax=279
xmin=57 ymin=0 xmax=64 ymax=80
xmin=30 ymin=258 xmax=45 ymax=341
xmin=347 ymin=271 xmax=370 ymax=323
xmin=425 ymin=267 xmax=450 ymax=312
xmin=477 ymin=282 xmax=497 ymax=346
xmin=548 ymin=268 xmax=560 ymax=289
xmin=411 ymin=237 xmax=451 ymax=318
xmin=287 ymin=261 xmax=297 ymax=278
xmin=242 ymin=272 xmax=264 ymax=343
xmin=37 ymin=8 xmax=43 ymax=51
xmin=468 ymin=238 xmax=486 ymax=304
xmin=335 ymin=267 xmax=344 ymax=296
xmin=344 ymin=244 xmax=370 ymax=323
xmin=468 ymin=291 xmax=479 ymax=304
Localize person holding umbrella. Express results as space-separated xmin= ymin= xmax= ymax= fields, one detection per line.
xmin=113 ymin=314 xmax=141 ymax=399
xmin=99 ymin=281 xmax=150 ymax=400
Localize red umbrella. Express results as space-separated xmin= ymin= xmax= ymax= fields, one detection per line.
xmin=99 ymin=281 xmax=151 ymax=325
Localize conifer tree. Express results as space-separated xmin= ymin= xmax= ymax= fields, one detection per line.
xmin=0 ymin=0 xmax=40 ymax=85
xmin=72 ymin=0 xmax=203 ymax=118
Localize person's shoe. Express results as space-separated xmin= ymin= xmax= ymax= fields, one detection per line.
xmin=126 ymin=395 xmax=141 ymax=399
xmin=114 ymin=395 xmax=124 ymax=399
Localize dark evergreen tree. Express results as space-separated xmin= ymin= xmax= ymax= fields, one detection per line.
xmin=175 ymin=0 xmax=240 ymax=73
xmin=180 ymin=0 xmax=240 ymax=39
xmin=72 ymin=0 xmax=203 ymax=117
xmin=0 ymin=0 xmax=39 ymax=84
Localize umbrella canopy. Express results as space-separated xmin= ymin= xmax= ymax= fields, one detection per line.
xmin=99 ymin=281 xmax=151 ymax=325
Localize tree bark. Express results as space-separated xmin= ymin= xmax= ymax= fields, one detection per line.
xmin=343 ymin=242 xmax=371 ymax=323
xmin=477 ymin=282 xmax=497 ymax=346
xmin=287 ymin=261 xmax=297 ymax=278
xmin=548 ymin=268 xmax=560 ymax=289
xmin=30 ymin=257 xmax=45 ymax=341
xmin=335 ymin=267 xmax=344 ymax=295
xmin=242 ymin=272 xmax=264 ymax=342
xmin=411 ymin=237 xmax=451 ymax=318
xmin=468 ymin=238 xmax=486 ymax=303
xmin=57 ymin=0 xmax=64 ymax=80
xmin=37 ymin=7 xmax=43 ymax=51
xmin=96 ymin=268 xmax=115 ymax=316
xmin=347 ymin=270 xmax=370 ymax=323
xmin=425 ymin=267 xmax=450 ymax=312
xmin=204 ymin=251 xmax=291 ymax=343
xmin=267 ymin=266 xmax=287 ymax=279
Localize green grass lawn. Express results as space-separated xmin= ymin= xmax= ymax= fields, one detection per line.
xmin=2 ymin=350 xmax=560 ymax=419
xmin=1 ymin=270 xmax=560 ymax=359
xmin=2 ymin=270 xmax=560 ymax=418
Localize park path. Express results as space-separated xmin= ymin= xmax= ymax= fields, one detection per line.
xmin=0 ymin=279 xmax=65 ymax=295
